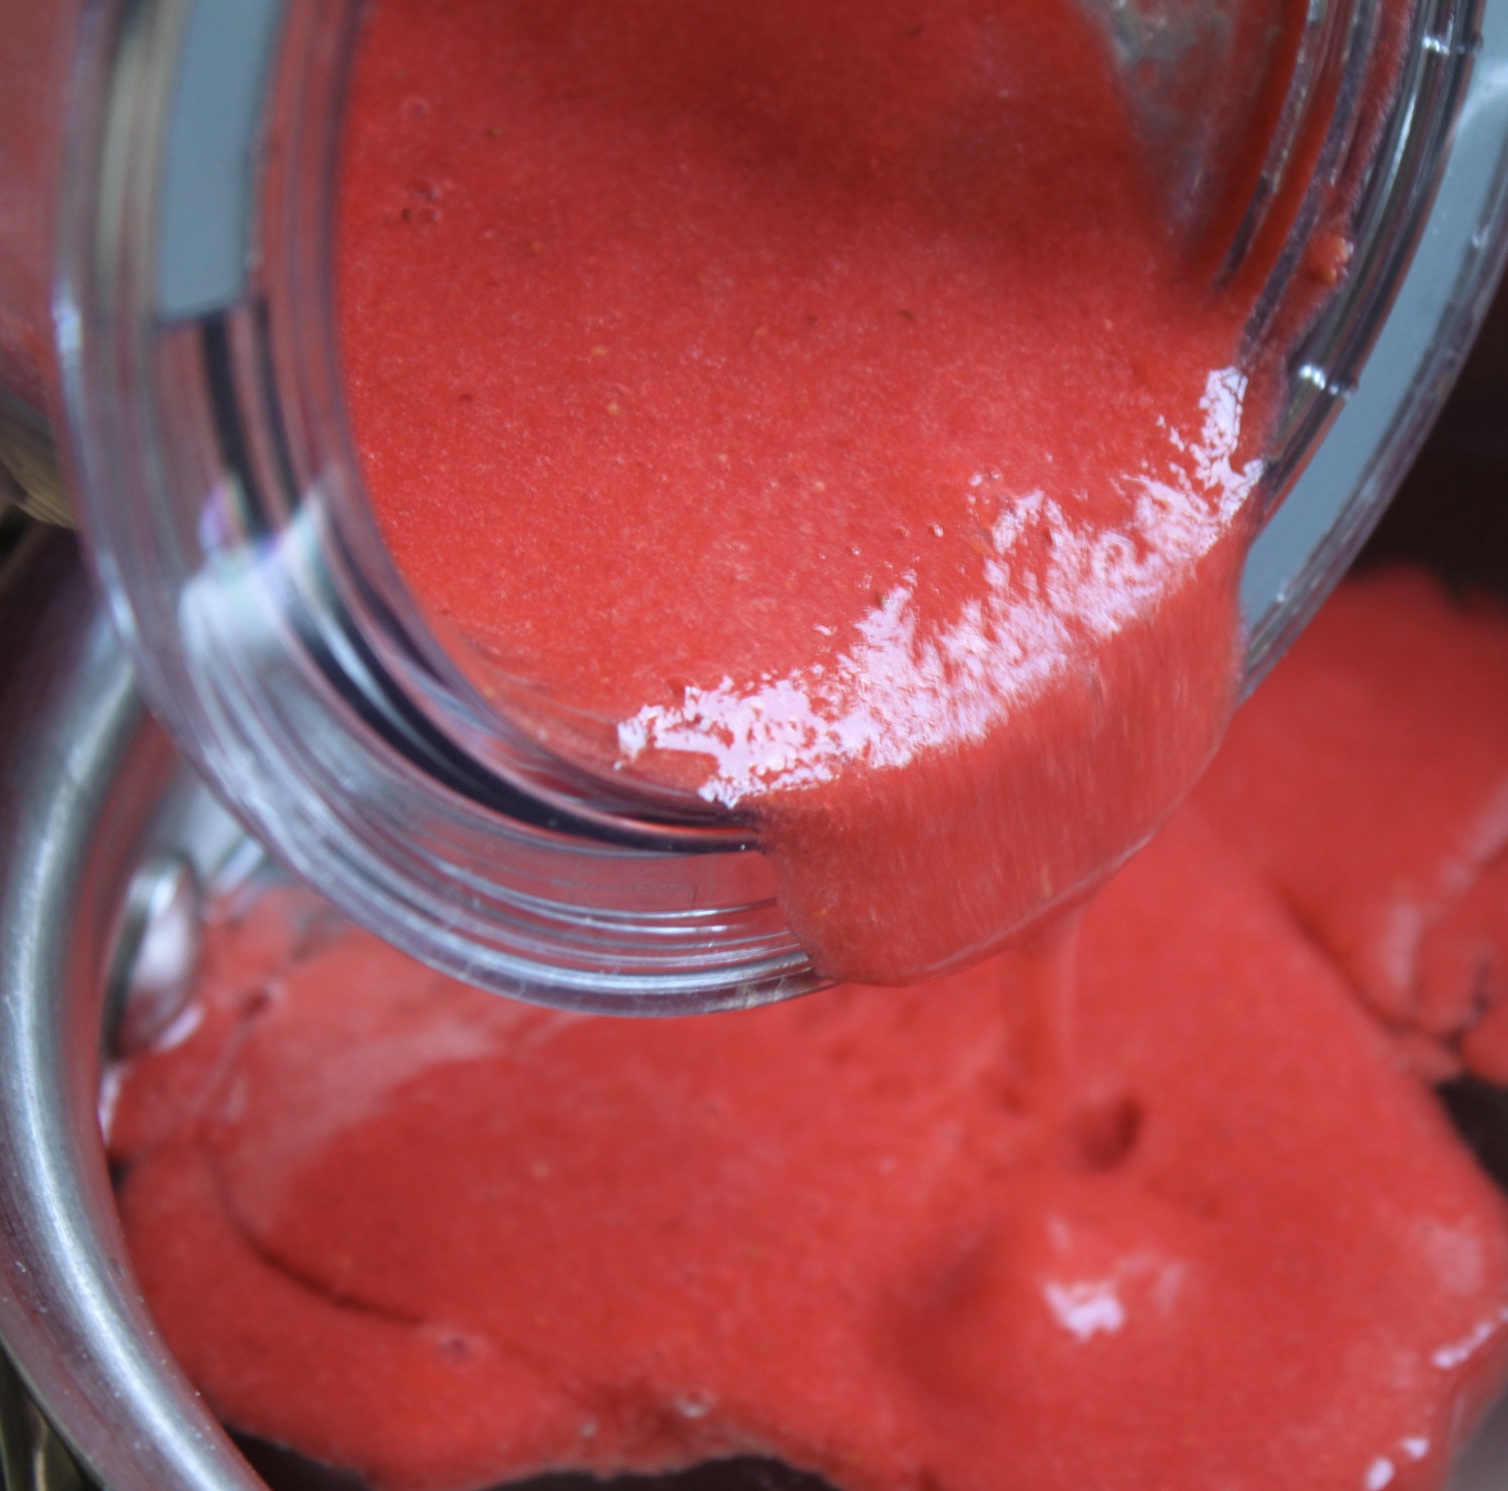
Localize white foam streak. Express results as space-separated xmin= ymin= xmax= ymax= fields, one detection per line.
xmin=1431 ymin=1305 xmax=1508 ymax=1370
xmin=1044 ymin=1279 xmax=1127 ymax=1341
xmin=618 ymin=369 xmax=1263 ymax=805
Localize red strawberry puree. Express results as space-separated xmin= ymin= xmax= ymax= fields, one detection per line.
xmin=111 ymin=573 xmax=1508 ymax=1491
xmin=337 ymin=0 xmax=1271 ymax=982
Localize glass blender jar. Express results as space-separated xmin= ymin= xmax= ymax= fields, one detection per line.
xmin=3 ymin=0 xmax=1508 ymax=1012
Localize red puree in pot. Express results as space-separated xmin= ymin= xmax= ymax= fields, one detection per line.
xmin=337 ymin=0 xmax=1269 ymax=982
xmin=112 ymin=573 xmax=1508 ymax=1491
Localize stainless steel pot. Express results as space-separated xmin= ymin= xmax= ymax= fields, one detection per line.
xmin=4 ymin=524 xmax=1508 ymax=1490
xmin=0 ymin=525 xmax=265 ymax=1491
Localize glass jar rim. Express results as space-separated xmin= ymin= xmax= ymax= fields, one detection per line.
xmin=57 ymin=0 xmax=1508 ymax=1012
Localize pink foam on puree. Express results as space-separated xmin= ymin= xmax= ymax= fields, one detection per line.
xmin=109 ymin=574 xmax=1508 ymax=1491
xmin=1196 ymin=568 xmax=1508 ymax=1083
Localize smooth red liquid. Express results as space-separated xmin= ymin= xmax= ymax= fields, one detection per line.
xmin=338 ymin=0 xmax=1267 ymax=981
xmin=110 ymin=572 xmax=1508 ymax=1491
xmin=1195 ymin=569 xmax=1508 ymax=1086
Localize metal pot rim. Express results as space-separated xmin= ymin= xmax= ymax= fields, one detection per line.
xmin=0 ymin=529 xmax=266 ymax=1491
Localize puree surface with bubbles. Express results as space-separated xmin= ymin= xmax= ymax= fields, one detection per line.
xmin=337 ymin=0 xmax=1275 ymax=981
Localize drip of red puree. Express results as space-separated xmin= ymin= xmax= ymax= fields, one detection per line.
xmin=338 ymin=0 xmax=1271 ymax=982
xmin=111 ymin=572 xmax=1508 ymax=1491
